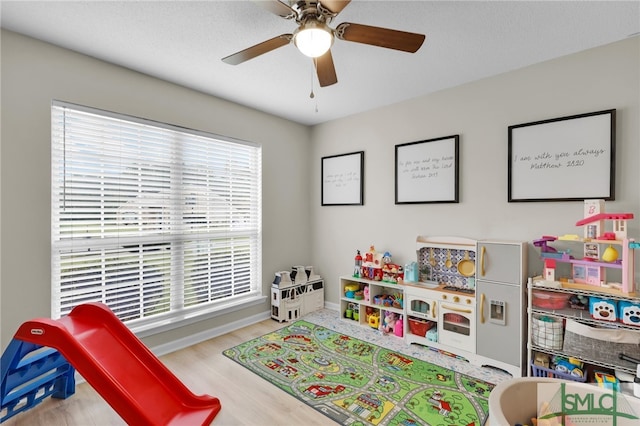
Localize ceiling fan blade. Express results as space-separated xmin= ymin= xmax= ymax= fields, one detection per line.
xmin=251 ymin=0 xmax=296 ymax=19
xmin=314 ymin=50 xmax=338 ymax=87
xmin=319 ymin=0 xmax=351 ymax=15
xmin=222 ymin=35 xmax=292 ymax=65
xmin=335 ymin=22 xmax=425 ymax=53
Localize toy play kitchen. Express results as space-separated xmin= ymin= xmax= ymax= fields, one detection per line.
xmin=340 ymin=236 xmax=528 ymax=376
xmin=402 ymin=236 xmax=528 ymax=377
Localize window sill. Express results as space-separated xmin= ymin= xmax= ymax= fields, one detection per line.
xmin=130 ymin=294 xmax=267 ymax=339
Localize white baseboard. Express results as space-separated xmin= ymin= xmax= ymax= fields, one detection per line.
xmin=150 ymin=310 xmax=271 ymax=357
xmin=324 ymin=301 xmax=339 ymax=312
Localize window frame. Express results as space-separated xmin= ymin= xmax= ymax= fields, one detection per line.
xmin=51 ymin=100 xmax=264 ymax=337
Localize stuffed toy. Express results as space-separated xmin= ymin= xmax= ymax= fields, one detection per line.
xmin=381 ymin=312 xmax=398 ymax=333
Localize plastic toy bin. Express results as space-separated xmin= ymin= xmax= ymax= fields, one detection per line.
xmin=532 ymin=290 xmax=570 ymax=309
xmin=529 ymin=362 xmax=587 ymax=382
xmin=408 ymin=318 xmax=434 ymax=337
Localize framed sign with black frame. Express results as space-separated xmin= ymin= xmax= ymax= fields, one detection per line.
xmin=395 ymin=135 xmax=459 ymax=204
xmin=508 ymin=109 xmax=616 ymax=202
xmin=321 ymin=151 xmax=364 ymax=206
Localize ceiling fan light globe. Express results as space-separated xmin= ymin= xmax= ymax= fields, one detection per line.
xmin=294 ymin=26 xmax=333 ymax=58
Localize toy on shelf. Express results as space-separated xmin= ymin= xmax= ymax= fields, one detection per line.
xmin=368 ymin=311 xmax=380 ymax=329
xmin=394 ymin=318 xmax=404 ymax=337
xmin=602 ymin=245 xmax=619 ymax=262
xmin=594 ymin=371 xmax=620 ymax=391
xmin=403 ymin=261 xmax=419 ymax=282
xmin=533 ymin=236 xmax=573 ymax=260
xmin=345 ymin=303 xmax=354 ymax=319
xmin=543 ymin=259 xmax=556 ymax=281
xmin=353 ymin=250 xmax=363 ymax=278
xmin=618 ymin=300 xmax=640 ymax=326
xmin=352 ymin=304 xmax=360 ymax=321
xmin=361 ymin=245 xmax=384 ymax=281
xmin=380 ymin=311 xmax=400 ymax=333
xmin=568 ymin=294 xmax=588 ymax=310
xmin=344 ymin=283 xmax=360 ymax=298
xmin=533 ymin=199 xmax=637 ymax=295
xmin=553 ymin=356 xmax=585 ymax=379
xmin=381 ymin=251 xmax=404 ymax=284
xmin=533 ymin=351 xmax=551 ymax=369
xmin=589 ymin=297 xmax=618 ymax=321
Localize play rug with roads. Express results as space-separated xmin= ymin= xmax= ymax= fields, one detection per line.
xmin=223 ymin=320 xmax=494 ymax=426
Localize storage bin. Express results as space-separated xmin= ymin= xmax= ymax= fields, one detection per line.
xmin=531 ymin=315 xmax=564 ymax=350
xmin=618 ymin=300 xmax=640 ymax=327
xmin=589 ymin=296 xmax=618 ymax=322
xmin=532 ymin=290 xmax=569 ymax=309
xmin=529 ymin=362 xmax=587 ymax=382
xmin=562 ymin=319 xmax=640 ymax=368
xmin=408 ymin=318 xmax=435 ymax=337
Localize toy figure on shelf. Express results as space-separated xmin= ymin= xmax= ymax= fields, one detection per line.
xmin=353 ymin=250 xmax=362 ymax=278
xmin=393 ymin=317 xmax=404 ymax=337
xmin=368 ymin=311 xmax=380 ymax=329
xmin=380 ymin=311 xmax=398 ymax=333
xmin=357 ymin=245 xmax=384 ymax=281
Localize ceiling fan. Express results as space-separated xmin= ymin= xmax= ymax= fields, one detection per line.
xmin=221 ymin=0 xmax=426 ymax=87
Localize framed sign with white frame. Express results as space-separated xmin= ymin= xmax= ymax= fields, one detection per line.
xmin=508 ymin=109 xmax=616 ymax=202
xmin=321 ymin=151 xmax=364 ymax=206
xmin=395 ymin=135 xmax=459 ymax=204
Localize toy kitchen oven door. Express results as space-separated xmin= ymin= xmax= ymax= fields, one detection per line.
xmin=438 ymin=295 xmax=476 ymax=354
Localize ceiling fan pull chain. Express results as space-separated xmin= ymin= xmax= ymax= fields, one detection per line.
xmin=309 ymin=61 xmax=315 ymax=99
xmin=310 ymin=61 xmax=319 ymax=112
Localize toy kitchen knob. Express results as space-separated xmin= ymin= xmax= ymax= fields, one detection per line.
xmin=453 ymin=296 xmax=460 ymax=303
xmin=602 ymin=245 xmax=619 ymax=262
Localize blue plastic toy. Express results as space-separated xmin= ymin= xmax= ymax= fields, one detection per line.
xmin=1 ymin=340 xmax=75 ymax=422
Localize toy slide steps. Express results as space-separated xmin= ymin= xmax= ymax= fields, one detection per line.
xmin=11 ymin=303 xmax=221 ymax=425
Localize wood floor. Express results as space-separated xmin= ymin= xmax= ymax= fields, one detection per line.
xmin=3 ymin=318 xmax=331 ymax=426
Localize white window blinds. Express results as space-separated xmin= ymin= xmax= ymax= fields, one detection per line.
xmin=51 ymin=101 xmax=262 ymax=328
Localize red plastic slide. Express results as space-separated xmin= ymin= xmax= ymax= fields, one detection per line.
xmin=13 ymin=303 xmax=221 ymax=425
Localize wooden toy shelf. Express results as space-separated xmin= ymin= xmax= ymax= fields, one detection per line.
xmin=339 ymin=276 xmax=404 ymax=338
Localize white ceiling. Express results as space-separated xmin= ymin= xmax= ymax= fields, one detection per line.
xmin=1 ymin=1 xmax=639 ymax=126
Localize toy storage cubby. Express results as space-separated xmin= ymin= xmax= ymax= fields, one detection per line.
xmin=339 ymin=276 xmax=404 ymax=337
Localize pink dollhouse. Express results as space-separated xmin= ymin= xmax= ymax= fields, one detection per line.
xmin=535 ymin=200 xmax=637 ymax=295
xmin=570 ymin=200 xmax=636 ymax=293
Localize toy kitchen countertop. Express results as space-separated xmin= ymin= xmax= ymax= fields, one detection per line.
xmin=401 ymin=281 xmax=476 ymax=300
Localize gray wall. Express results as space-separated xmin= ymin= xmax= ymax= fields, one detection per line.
xmin=310 ymin=36 xmax=640 ymax=303
xmin=2 ymin=29 xmax=639 ymax=351
xmin=0 ymin=30 xmax=312 ymax=349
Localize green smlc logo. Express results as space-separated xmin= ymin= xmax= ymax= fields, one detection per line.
xmin=538 ymin=382 xmax=639 ymax=425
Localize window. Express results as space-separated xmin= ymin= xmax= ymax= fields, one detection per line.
xmin=51 ymin=101 xmax=262 ymax=333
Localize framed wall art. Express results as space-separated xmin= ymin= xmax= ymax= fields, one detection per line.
xmin=395 ymin=135 xmax=459 ymax=204
xmin=321 ymin=151 xmax=364 ymax=206
xmin=508 ymin=109 xmax=616 ymax=202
